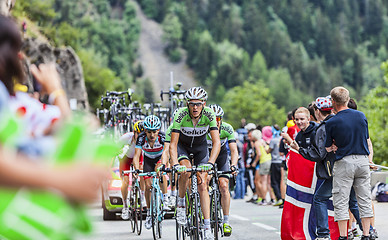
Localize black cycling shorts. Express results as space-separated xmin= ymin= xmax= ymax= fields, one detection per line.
xmin=212 ymin=148 xmax=231 ymax=179
xmin=177 ymin=142 xmax=209 ymax=166
xmin=143 ymin=156 xmax=161 ymax=173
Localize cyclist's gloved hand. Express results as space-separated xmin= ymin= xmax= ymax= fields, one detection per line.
xmin=230 ymin=165 xmax=238 ymax=175
xmin=157 ymin=164 xmax=166 ymax=173
xmin=174 ymin=164 xmax=186 ymax=173
xmin=198 ymin=163 xmax=213 ymax=172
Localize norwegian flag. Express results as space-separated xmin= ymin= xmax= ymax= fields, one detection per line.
xmin=281 ymin=149 xmax=339 ymax=240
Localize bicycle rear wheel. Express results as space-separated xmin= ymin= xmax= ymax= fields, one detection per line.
xmin=135 ymin=186 xmax=142 ymax=235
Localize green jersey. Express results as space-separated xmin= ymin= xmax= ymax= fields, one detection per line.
xmin=207 ymin=121 xmax=236 ymax=150
xmin=165 ymin=124 xmax=173 ymax=143
xmin=172 ymin=107 xmax=218 ymax=147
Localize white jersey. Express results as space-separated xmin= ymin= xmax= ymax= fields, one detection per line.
xmin=9 ymin=91 xmax=61 ymax=138
xmin=119 ymin=132 xmax=136 ymax=158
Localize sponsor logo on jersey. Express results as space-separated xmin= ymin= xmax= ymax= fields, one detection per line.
xmin=202 ymin=109 xmax=214 ymax=122
xmin=181 ymin=126 xmax=209 ymax=136
xmin=175 ymin=110 xmax=189 ymax=123
xmin=221 ymin=124 xmax=234 ymax=135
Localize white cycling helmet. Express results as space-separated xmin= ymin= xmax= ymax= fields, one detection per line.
xmin=209 ymin=104 xmax=224 ymax=117
xmin=185 ymin=87 xmax=208 ymax=101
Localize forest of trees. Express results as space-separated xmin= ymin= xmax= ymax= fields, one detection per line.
xmin=12 ymin=0 xmax=388 ymax=165
xmin=140 ymin=0 xmax=388 ymax=106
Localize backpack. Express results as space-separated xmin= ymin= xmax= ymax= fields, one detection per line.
xmin=373 ymin=182 xmax=388 ymax=202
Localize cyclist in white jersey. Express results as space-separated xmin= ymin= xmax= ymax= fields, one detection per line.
xmin=119 ymin=120 xmax=144 ymax=220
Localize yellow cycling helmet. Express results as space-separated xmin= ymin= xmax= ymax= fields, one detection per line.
xmin=133 ymin=120 xmax=144 ymax=133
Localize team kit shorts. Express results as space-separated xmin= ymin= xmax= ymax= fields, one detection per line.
xmin=120 ymin=154 xmax=143 ymax=177
xmin=177 ymin=142 xmax=209 ymax=166
xmin=214 ymin=149 xmax=231 ymax=179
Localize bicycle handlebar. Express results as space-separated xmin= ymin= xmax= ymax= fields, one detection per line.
xmin=106 ymin=91 xmax=129 ymax=97
xmin=160 ymin=89 xmax=186 ymax=101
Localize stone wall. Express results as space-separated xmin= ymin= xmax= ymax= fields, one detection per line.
xmin=22 ymin=38 xmax=90 ymax=110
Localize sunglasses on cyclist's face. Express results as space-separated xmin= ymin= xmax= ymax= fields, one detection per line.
xmin=145 ymin=130 xmax=158 ymax=134
xmin=188 ymin=102 xmax=204 ymax=107
xmin=216 ymin=116 xmax=222 ymax=122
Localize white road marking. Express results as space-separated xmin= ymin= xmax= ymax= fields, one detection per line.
xmin=252 ymin=222 xmax=277 ymax=231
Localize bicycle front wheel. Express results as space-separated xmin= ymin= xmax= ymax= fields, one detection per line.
xmin=190 ymin=194 xmax=200 ymax=240
xmin=135 ymin=186 xmax=142 ymax=235
xmin=129 ymin=192 xmax=135 ymax=233
xmin=176 ymin=218 xmax=186 ymax=240
xmin=210 ymin=188 xmax=220 ymax=240
xmin=151 ymin=187 xmax=162 ymax=239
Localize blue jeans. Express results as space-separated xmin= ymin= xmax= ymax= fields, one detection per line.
xmin=313 ymin=178 xmax=362 ymax=237
xmin=234 ymin=168 xmax=246 ymax=199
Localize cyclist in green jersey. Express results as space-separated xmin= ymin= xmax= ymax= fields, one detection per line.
xmin=207 ymin=104 xmax=239 ymax=236
xmin=169 ymin=87 xmax=221 ymax=240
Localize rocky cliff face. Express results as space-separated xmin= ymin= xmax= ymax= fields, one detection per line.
xmin=22 ymin=38 xmax=90 ymax=110
xmin=0 ymin=0 xmax=15 ymax=15
xmin=1 ymin=1 xmax=89 ymax=110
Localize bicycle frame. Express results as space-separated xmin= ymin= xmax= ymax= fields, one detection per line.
xmin=139 ymin=171 xmax=167 ymax=239
xmin=123 ymin=169 xmax=143 ymax=235
xmin=208 ymin=165 xmax=236 ymax=239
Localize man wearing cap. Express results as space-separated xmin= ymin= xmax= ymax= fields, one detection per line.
xmin=325 ymin=87 xmax=373 ymax=240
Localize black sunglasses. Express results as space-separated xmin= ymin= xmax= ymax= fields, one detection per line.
xmin=188 ymin=102 xmax=204 ymax=107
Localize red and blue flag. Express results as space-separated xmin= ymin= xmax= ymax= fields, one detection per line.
xmin=281 ymin=149 xmax=339 ymax=240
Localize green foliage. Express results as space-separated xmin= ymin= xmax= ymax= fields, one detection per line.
xmin=250 ymin=51 xmax=268 ymax=81
xmin=162 ymin=13 xmax=183 ymax=62
xmin=266 ymin=68 xmax=312 ymax=111
xmin=44 ymin=22 xmax=86 ymax=49
xmin=188 ymin=31 xmax=216 ymax=82
xmin=360 ymin=61 xmax=388 ymax=165
xmin=167 ymin=49 xmax=182 ymax=63
xmin=143 ymin=0 xmax=388 ymax=111
xmin=13 ymin=0 xmax=56 ymax=25
xmin=214 ymin=40 xmax=250 ymax=89
xmin=137 ymin=0 xmax=158 ymax=19
xmin=134 ymin=78 xmax=155 ymax=103
xmin=78 ymin=49 xmax=121 ymax=110
xmin=222 ymin=81 xmax=285 ymax=129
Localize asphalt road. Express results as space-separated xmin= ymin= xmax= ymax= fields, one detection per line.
xmin=78 ymin=199 xmax=388 ymax=240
